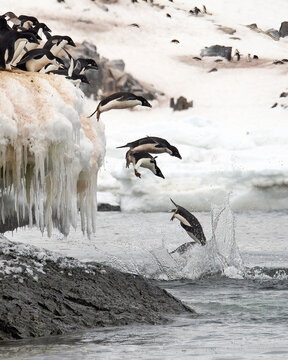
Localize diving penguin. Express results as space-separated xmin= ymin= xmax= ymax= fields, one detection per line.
xmin=117 ymin=136 xmax=182 ymax=162
xmin=126 ymin=151 xmax=165 ymax=179
xmin=170 ymin=198 xmax=206 ymax=246
xmin=88 ymin=92 xmax=152 ymax=121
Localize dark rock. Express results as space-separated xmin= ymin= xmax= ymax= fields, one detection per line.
xmin=193 ymin=56 xmax=202 ymax=61
xmin=265 ymin=28 xmax=280 ymax=40
xmin=97 ymin=203 xmax=121 ymax=211
xmin=253 ymin=55 xmax=259 ymax=59
xmin=246 ymin=23 xmax=258 ymax=30
xmin=170 ymin=96 xmax=193 ymax=111
xmin=217 ymin=25 xmax=236 ymax=35
xmin=68 ymin=41 xmax=160 ymax=101
xmin=271 ymin=102 xmax=278 ymax=108
xmin=208 ymin=68 xmax=218 ymax=73
xmin=171 ymin=39 xmax=179 ymax=44
xmin=200 ymin=45 xmax=232 ymax=61
xmin=280 ymin=92 xmax=288 ymax=98
xmin=0 ymin=238 xmax=194 ymax=341
xmin=279 ymin=21 xmax=288 ymax=37
xmin=273 ymin=60 xmax=284 ymax=64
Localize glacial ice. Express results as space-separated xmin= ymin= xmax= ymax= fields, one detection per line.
xmin=0 ymin=70 xmax=105 ymax=236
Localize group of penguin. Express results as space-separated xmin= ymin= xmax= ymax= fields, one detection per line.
xmin=88 ymin=91 xmax=207 ymax=247
xmin=0 ymin=11 xmax=206 ymax=247
xmin=0 ymin=12 xmax=98 ymax=84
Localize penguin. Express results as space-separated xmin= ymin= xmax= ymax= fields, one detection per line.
xmin=233 ymin=49 xmax=240 ymax=61
xmin=117 ymin=136 xmax=182 ymax=161
xmin=17 ymin=48 xmax=64 ymax=72
xmin=88 ymin=92 xmax=152 ymax=120
xmin=2 ymin=12 xmax=21 ymax=27
xmin=126 ymin=151 xmax=165 ymax=179
xmin=0 ymin=31 xmax=39 ymax=69
xmin=72 ymin=58 xmax=98 ymax=75
xmin=170 ymin=198 xmax=206 ymax=246
xmin=43 ymin=35 xmax=76 ymax=56
xmin=18 ymin=15 xmax=39 ymax=29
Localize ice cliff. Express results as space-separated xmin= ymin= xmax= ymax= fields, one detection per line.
xmin=0 ymin=70 xmax=105 ymax=236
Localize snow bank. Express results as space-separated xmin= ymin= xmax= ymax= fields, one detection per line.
xmin=0 ymin=70 xmax=105 ymax=236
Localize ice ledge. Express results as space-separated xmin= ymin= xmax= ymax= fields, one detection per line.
xmin=0 ymin=70 xmax=105 ymax=236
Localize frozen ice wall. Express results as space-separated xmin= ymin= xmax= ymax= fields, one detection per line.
xmin=0 ymin=70 xmax=105 ymax=236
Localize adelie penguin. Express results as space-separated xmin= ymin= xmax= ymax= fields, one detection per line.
xmin=126 ymin=151 xmax=165 ymax=179
xmin=17 ymin=48 xmax=64 ymax=72
xmin=0 ymin=31 xmax=39 ymax=70
xmin=170 ymin=198 xmax=206 ymax=246
xmin=88 ymin=92 xmax=152 ymax=121
xmin=117 ymin=136 xmax=182 ymax=165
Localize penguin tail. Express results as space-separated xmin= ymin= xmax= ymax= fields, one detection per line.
xmin=170 ymin=198 xmax=177 ymax=207
xmin=116 ymin=144 xmax=128 ymax=148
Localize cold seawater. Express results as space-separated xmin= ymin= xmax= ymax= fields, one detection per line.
xmin=1 ymin=207 xmax=288 ymax=359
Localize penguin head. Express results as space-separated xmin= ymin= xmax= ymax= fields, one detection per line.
xmin=170 ymin=198 xmax=179 ymax=220
xmin=83 ymin=58 xmax=98 ymax=70
xmin=37 ymin=23 xmax=51 ymax=33
xmin=170 ymin=145 xmax=182 ymax=159
xmin=21 ymin=32 xmax=40 ymax=45
xmin=155 ymin=164 xmax=165 ymax=179
xmin=63 ymin=36 xmax=76 ymax=47
xmin=139 ymin=96 xmax=152 ymax=108
xmin=150 ymin=157 xmax=165 ymax=178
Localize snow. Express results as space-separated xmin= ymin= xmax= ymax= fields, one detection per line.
xmin=0 ymin=71 xmax=105 ymax=236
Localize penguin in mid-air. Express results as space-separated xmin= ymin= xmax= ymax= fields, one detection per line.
xmin=126 ymin=151 xmax=165 ymax=179
xmin=117 ymin=136 xmax=182 ymax=162
xmin=170 ymin=198 xmax=206 ymax=246
xmin=88 ymin=91 xmax=152 ymax=121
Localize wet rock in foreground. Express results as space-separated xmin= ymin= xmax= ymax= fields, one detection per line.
xmin=0 ymin=237 xmax=194 ymax=341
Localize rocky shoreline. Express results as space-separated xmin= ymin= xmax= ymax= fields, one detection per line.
xmin=0 ymin=237 xmax=194 ymax=341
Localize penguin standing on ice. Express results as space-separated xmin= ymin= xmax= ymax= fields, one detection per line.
xmin=126 ymin=151 xmax=165 ymax=179
xmin=43 ymin=35 xmax=76 ymax=56
xmin=117 ymin=136 xmax=182 ymax=161
xmin=17 ymin=48 xmax=64 ymax=72
xmin=0 ymin=31 xmax=39 ymax=69
xmin=170 ymin=199 xmax=206 ymax=246
xmin=88 ymin=91 xmax=152 ymax=121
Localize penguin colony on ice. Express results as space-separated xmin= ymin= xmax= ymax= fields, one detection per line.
xmin=0 ymin=12 xmax=98 ymax=84
xmin=0 ymin=12 xmax=206 ymax=246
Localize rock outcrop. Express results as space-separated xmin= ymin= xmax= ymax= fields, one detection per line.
xmin=0 ymin=237 xmax=194 ymax=340
xmin=69 ymin=41 xmax=161 ymax=100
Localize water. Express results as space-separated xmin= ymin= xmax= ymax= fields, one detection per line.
xmin=1 ymin=207 xmax=288 ymax=359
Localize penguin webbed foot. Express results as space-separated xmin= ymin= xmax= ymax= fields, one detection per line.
xmin=134 ymin=170 xmax=141 ymax=178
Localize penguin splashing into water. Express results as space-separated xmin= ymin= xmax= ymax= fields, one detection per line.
xmin=170 ymin=198 xmax=206 ymax=246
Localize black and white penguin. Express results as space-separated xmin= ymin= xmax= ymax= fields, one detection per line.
xmin=2 ymin=12 xmax=21 ymax=27
xmin=126 ymin=151 xmax=165 ymax=179
xmin=18 ymin=15 xmax=39 ymax=29
xmin=17 ymin=48 xmax=64 ymax=72
xmin=170 ymin=199 xmax=206 ymax=246
xmin=43 ymin=35 xmax=76 ymax=56
xmin=0 ymin=31 xmax=39 ymax=69
xmin=117 ymin=136 xmax=182 ymax=160
xmin=73 ymin=58 xmax=98 ymax=75
xmin=88 ymin=92 xmax=152 ymax=120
